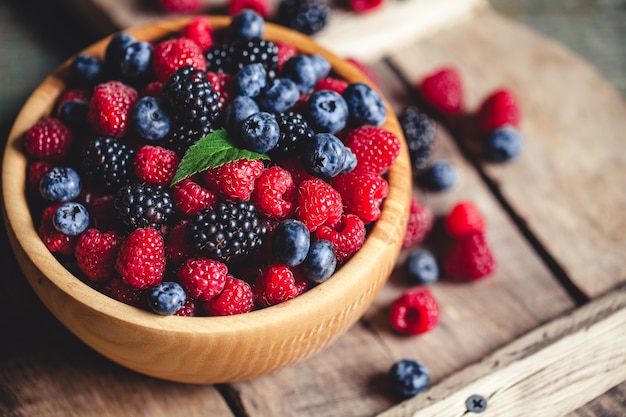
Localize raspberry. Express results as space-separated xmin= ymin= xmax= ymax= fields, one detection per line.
xmin=106 ymin=277 xmax=147 ymax=308
xmin=419 ymin=66 xmax=464 ymax=114
xmin=134 ymin=145 xmax=180 ymax=186
xmin=275 ymin=156 xmax=314 ymax=186
xmin=89 ymin=195 xmax=123 ymax=232
xmin=74 ymin=228 xmax=123 ymax=282
xmin=477 ymin=88 xmax=521 ymax=134
xmin=115 ymin=227 xmax=166 ymax=289
xmin=315 ymin=213 xmax=366 ymax=263
xmin=253 ymin=264 xmax=299 ymax=307
xmin=204 ymin=275 xmax=255 ymax=315
xmin=56 ymin=88 xmax=90 ymax=111
xmin=229 ymin=0 xmax=270 ymax=18
xmin=88 ymin=81 xmax=138 ymax=138
xmin=206 ymin=71 xmax=235 ymax=109
xmin=402 ymin=197 xmax=434 ymax=249
xmin=174 ymin=298 xmax=200 ymax=316
xmin=331 ymin=170 xmax=388 ymax=224
xmin=23 ymin=117 xmax=73 ymax=162
xmin=276 ymin=42 xmax=298 ymax=71
xmin=389 ymin=287 xmax=439 ymax=335
xmin=295 ymin=178 xmax=343 ymax=232
xmin=165 ymin=220 xmax=200 ymax=263
xmin=152 ymin=37 xmax=207 ymax=82
xmin=158 ymin=0 xmax=201 ymax=13
xmin=443 ymin=232 xmax=497 ymax=281
xmin=349 ymin=0 xmax=383 ymax=13
xmin=251 ymin=166 xmax=296 ymax=218
xmin=172 ymin=177 xmax=217 ymax=217
xmin=181 ymin=15 xmax=214 ymax=51
xmin=314 ymin=77 xmax=348 ymax=94
xmin=38 ymin=204 xmax=78 ymax=256
xmin=141 ymin=81 xmax=164 ymax=97
xmin=177 ymin=257 xmax=228 ymax=301
xmin=344 ymin=125 xmax=400 ymax=175
xmin=203 ymin=158 xmax=265 ymax=201
xmin=445 ymin=200 xmax=485 ymax=239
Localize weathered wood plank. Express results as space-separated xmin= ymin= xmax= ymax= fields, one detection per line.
xmin=377 ymin=285 xmax=626 ymax=417
xmin=567 ymin=382 xmax=626 ymax=417
xmin=388 ymin=9 xmax=626 ymax=298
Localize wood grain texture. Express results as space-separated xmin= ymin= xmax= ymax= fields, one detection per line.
xmin=377 ymin=285 xmax=626 ymax=417
xmin=388 ymin=8 xmax=626 ymax=299
xmin=2 ymin=16 xmax=411 ymax=384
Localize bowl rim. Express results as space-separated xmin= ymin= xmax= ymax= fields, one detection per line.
xmin=2 ymin=16 xmax=412 ymax=338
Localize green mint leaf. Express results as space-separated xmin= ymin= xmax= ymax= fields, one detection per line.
xmin=170 ymin=129 xmax=269 ymax=186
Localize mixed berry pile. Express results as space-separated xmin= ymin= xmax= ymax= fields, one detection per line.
xmin=22 ymin=11 xmax=401 ymax=317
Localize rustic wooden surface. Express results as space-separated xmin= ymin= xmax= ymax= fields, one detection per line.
xmin=1 ymin=0 xmax=625 ymax=416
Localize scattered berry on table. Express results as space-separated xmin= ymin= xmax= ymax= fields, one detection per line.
xmin=304 ymin=90 xmax=349 ymax=134
xmin=344 ymin=125 xmax=400 ymax=175
xmin=389 ymin=287 xmax=440 ymax=335
xmin=402 ymin=197 xmax=434 ymax=249
xmin=239 ymin=111 xmax=280 ymax=153
xmin=343 ymin=82 xmax=387 ymax=127
xmin=80 ymin=136 xmax=136 ymax=190
xmin=113 ymin=183 xmax=174 ymax=232
xmin=272 ymin=218 xmax=311 ymax=266
xmin=443 ymin=232 xmax=497 ymax=281
xmin=53 ymin=202 xmax=90 ymax=236
xmin=399 ymin=105 xmax=437 ymax=171
xmin=388 ymin=359 xmax=430 ymax=398
xmin=484 ymin=126 xmax=524 ymax=162
xmin=419 ymin=159 xmax=458 ymax=191
xmin=445 ymin=200 xmax=485 ymax=239
xmin=300 ymin=239 xmax=337 ymax=284
xmin=477 ymin=88 xmax=521 ymax=135
xmin=23 ymin=117 xmax=73 ymax=162
xmin=87 ymin=81 xmax=138 ymax=138
xmin=204 ymin=275 xmax=255 ymax=315
xmin=419 ymin=66 xmax=464 ymax=114
xmin=349 ymin=0 xmax=383 ymax=14
xmin=131 ymin=96 xmax=171 ymax=141
xmin=177 ymin=257 xmax=228 ymax=301
xmin=74 ymin=228 xmax=123 ymax=282
xmin=39 ymin=167 xmax=82 ymax=202
xmin=147 ymin=281 xmax=187 ymax=315
xmin=276 ymin=0 xmax=331 ymax=35
xmin=115 ymin=227 xmax=166 ymax=289
xmin=405 ymin=249 xmax=439 ymax=285
xmin=332 ymin=170 xmax=389 ymax=224
xmin=295 ymin=178 xmax=343 ymax=232
xmin=314 ymin=213 xmax=365 ymax=263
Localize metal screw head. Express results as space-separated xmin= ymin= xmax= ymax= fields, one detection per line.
xmin=466 ymin=394 xmax=487 ymax=413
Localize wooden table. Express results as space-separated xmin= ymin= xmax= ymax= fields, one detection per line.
xmin=1 ymin=1 xmax=625 ymax=416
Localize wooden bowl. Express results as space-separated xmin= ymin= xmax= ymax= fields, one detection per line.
xmin=2 ymin=16 xmax=411 ymax=384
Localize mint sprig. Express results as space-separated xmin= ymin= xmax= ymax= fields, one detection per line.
xmin=170 ymin=129 xmax=269 ymax=186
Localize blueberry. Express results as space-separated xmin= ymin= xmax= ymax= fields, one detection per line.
xmin=53 ymin=202 xmax=90 ymax=236
xmin=235 ymin=63 xmax=267 ymax=97
xmin=147 ymin=281 xmax=187 ymax=315
xmin=40 ymin=167 xmax=82 ymax=202
xmin=58 ymin=100 xmax=89 ymax=131
xmin=225 ymin=96 xmax=260 ymax=132
xmin=104 ymin=33 xmax=136 ymax=78
xmin=343 ymin=82 xmax=387 ymax=127
xmin=301 ymin=239 xmax=337 ymax=284
xmin=420 ymin=159 xmax=458 ymax=191
xmin=119 ymin=41 xmax=153 ymax=81
xmin=229 ymin=9 xmax=265 ymax=39
xmin=272 ymin=219 xmax=311 ymax=266
xmin=405 ymin=249 xmax=439 ymax=285
xmin=69 ymin=54 xmax=103 ymax=87
xmin=484 ymin=126 xmax=524 ymax=162
xmin=309 ymin=54 xmax=331 ymax=79
xmin=301 ymin=133 xmax=352 ymax=179
xmin=304 ymin=90 xmax=348 ymax=134
xmin=240 ymin=111 xmax=280 ymax=153
xmin=257 ymin=77 xmax=300 ymax=113
xmin=388 ymin=359 xmax=430 ymax=398
xmin=339 ymin=147 xmax=357 ymax=174
xmin=132 ymin=96 xmax=172 ymax=141
xmin=282 ymin=55 xmax=318 ymax=94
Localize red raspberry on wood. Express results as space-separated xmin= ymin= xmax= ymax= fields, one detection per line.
xmin=331 ymin=170 xmax=389 ymax=224
xmin=477 ymin=88 xmax=521 ymax=134
xmin=344 ymin=125 xmax=400 ymax=175
xmin=88 ymin=81 xmax=138 ymax=138
xmin=315 ymin=213 xmax=366 ymax=263
xmin=389 ymin=287 xmax=440 ymax=335
xmin=402 ymin=197 xmax=434 ymax=249
xmin=443 ymin=232 xmax=497 ymax=281
xmin=177 ymin=257 xmax=228 ymax=301
xmin=182 ymin=15 xmax=214 ymax=51
xmin=295 ymin=178 xmax=343 ymax=232
xmin=23 ymin=117 xmax=73 ymax=162
xmin=172 ymin=177 xmax=217 ymax=217
xmin=419 ymin=66 xmax=464 ymax=114
xmin=204 ymin=275 xmax=255 ymax=316
xmin=134 ymin=145 xmax=180 ymax=186
xmin=75 ymin=228 xmax=123 ymax=282
xmin=115 ymin=227 xmax=166 ymax=289
xmin=251 ymin=166 xmax=296 ymax=219
xmin=203 ymin=158 xmax=265 ymax=202
xmin=152 ymin=37 xmax=206 ymax=82
xmin=445 ymin=200 xmax=485 ymax=239
xmin=349 ymin=0 xmax=383 ymax=14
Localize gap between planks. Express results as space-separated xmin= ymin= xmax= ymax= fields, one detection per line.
xmin=377 ymin=284 xmax=626 ymax=417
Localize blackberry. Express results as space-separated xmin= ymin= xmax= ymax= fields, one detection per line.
xmin=270 ymin=111 xmax=314 ymax=159
xmin=164 ymin=119 xmax=215 ymax=156
xmin=206 ymin=39 xmax=279 ymax=80
xmin=162 ymin=66 xmax=222 ymax=125
xmin=276 ymin=0 xmax=330 ymax=36
xmin=113 ymin=183 xmax=174 ymax=232
xmin=399 ymin=106 xmax=437 ymax=170
xmin=80 ymin=136 xmax=135 ymax=189
xmin=205 ymin=42 xmax=231 ymax=73
xmin=186 ymin=200 xmax=267 ymax=261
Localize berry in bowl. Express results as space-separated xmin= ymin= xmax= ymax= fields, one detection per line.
xmin=2 ymin=11 xmax=411 ymax=383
